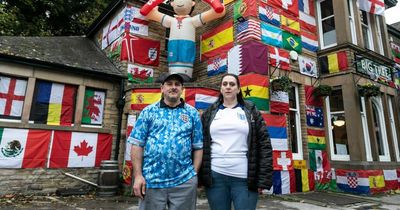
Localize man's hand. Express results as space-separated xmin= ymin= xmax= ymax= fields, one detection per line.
xmin=133 ymin=175 xmax=146 ymax=200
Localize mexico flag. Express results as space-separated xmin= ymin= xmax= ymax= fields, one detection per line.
xmin=48 ymin=131 xmax=112 ymax=168
xmin=0 ymin=128 xmax=51 ymax=168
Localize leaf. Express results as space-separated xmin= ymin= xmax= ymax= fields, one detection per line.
xmin=73 ymin=140 xmax=93 ymax=157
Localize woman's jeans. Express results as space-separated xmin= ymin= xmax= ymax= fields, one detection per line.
xmin=206 ymin=171 xmax=258 ymax=210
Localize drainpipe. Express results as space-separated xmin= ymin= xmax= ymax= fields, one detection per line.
xmin=114 ymin=78 xmax=125 ymax=160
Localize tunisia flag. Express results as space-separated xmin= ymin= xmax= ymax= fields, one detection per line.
xmin=48 ymin=131 xmax=112 ymax=168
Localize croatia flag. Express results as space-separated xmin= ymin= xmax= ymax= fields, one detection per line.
xmin=207 ymin=54 xmax=228 ymax=76
xmin=48 ymin=131 xmax=112 ymax=168
xmin=336 ymin=169 xmax=370 ymax=194
xmin=259 ymin=2 xmax=281 ymax=27
xmin=0 ymin=76 xmax=27 ymax=118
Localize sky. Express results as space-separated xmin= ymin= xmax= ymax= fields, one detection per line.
xmin=385 ymin=4 xmax=400 ymax=24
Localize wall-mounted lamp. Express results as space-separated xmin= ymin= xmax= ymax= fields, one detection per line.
xmin=289 ymin=50 xmax=298 ymax=62
xmin=332 ymin=115 xmax=346 ymax=127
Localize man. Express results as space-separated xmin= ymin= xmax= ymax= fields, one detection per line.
xmin=128 ymin=73 xmax=203 ymax=210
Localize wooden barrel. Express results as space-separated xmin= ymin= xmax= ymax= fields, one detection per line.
xmin=97 ymin=160 xmax=119 ymax=196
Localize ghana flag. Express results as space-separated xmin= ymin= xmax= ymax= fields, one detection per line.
xmin=239 ymin=73 xmax=269 ymax=111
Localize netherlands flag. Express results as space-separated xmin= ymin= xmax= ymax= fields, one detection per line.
xmin=262 ymin=114 xmax=288 ymax=151
xmin=301 ymin=31 xmax=318 ymax=52
xmin=185 ymin=88 xmax=219 ymax=110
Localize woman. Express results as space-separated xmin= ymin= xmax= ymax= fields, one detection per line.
xmin=200 ymin=73 xmax=273 ymax=210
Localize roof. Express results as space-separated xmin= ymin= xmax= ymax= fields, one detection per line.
xmin=392 ymin=22 xmax=400 ymax=31
xmin=0 ymin=36 xmax=124 ymax=78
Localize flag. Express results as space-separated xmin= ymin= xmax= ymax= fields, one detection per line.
xmin=299 ymin=11 xmax=316 ymax=33
xmin=239 ymin=74 xmax=269 ymax=111
xmin=131 ymin=88 xmax=161 ymax=110
xmin=319 ymin=51 xmax=348 ymax=74
xmin=233 ymin=0 xmax=258 ymax=21
xmin=121 ymin=33 xmax=160 ymax=66
xmin=309 ymin=149 xmax=330 ymax=173
xmin=101 ymin=9 xmax=124 ymax=49
xmin=305 ymin=85 xmax=323 ymax=106
xmin=298 ymin=55 xmax=317 ymax=78
xmin=207 ymin=54 xmax=228 ymax=76
xmin=82 ymin=89 xmax=105 ymax=125
xmin=48 ymin=131 xmax=112 ymax=168
xmin=282 ymin=31 xmax=302 ymax=53
xmin=200 ymin=21 xmax=234 ymax=61
xmin=259 ymin=3 xmax=281 ymax=27
xmin=280 ymin=12 xmax=300 ymax=35
xmin=107 ymin=36 xmax=122 ymax=60
xmin=306 ymin=105 xmax=324 ymax=128
xmin=185 ymin=88 xmax=219 ymax=110
xmin=336 ymin=170 xmax=370 ymax=194
xmin=0 ymin=76 xmax=27 ymax=118
xmin=383 ymin=169 xmax=399 ymax=191
xmin=358 ymin=0 xmax=385 ymax=15
xmin=307 ymin=129 xmax=326 ymax=150
xmin=293 ymin=160 xmax=307 ymax=169
xmin=273 ymin=151 xmax=293 ymax=170
xmin=123 ymin=115 xmax=135 ymax=186
xmin=272 ymin=170 xmax=296 ymax=194
xmin=270 ymin=91 xmax=289 ymax=114
xmin=301 ymin=31 xmax=319 ymax=52
xmin=315 ymin=169 xmax=336 ymax=191
xmin=30 ymin=81 xmax=76 ymax=126
xmin=299 ymin=0 xmax=315 ymax=16
xmin=367 ymin=170 xmax=385 ymax=194
xmin=235 ymin=19 xmax=261 ymax=43
xmin=391 ymin=42 xmax=400 ymax=59
xmin=124 ymin=5 xmax=149 ymax=36
xmin=262 ymin=114 xmax=288 ymax=151
xmin=268 ymin=46 xmax=290 ymax=71
xmin=267 ymin=0 xmax=299 ymax=17
xmin=295 ymin=169 xmax=315 ymax=192
xmin=227 ymin=40 xmax=269 ymax=75
xmin=127 ymin=64 xmax=153 ymax=83
xmin=261 ymin=22 xmax=282 ymax=48
xmin=224 ymin=0 xmax=234 ymax=4
xmin=0 ymin=128 xmax=51 ymax=168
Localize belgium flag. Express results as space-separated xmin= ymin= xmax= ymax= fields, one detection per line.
xmin=319 ymin=51 xmax=348 ymax=74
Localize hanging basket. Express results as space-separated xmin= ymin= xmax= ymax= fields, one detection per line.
xmin=270 ymin=76 xmax=292 ymax=92
xmin=359 ymin=84 xmax=380 ymax=97
xmin=313 ymin=85 xmax=333 ymax=97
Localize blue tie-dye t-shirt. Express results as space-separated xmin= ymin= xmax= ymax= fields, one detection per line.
xmin=128 ymin=100 xmax=203 ymax=188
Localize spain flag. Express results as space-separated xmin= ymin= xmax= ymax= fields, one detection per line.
xmin=200 ymin=21 xmax=234 ymax=61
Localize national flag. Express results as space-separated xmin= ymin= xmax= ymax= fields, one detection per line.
xmin=123 ymin=115 xmax=134 ymax=186
xmin=307 ymin=129 xmax=326 ymax=150
xmin=272 ymin=170 xmax=296 ymax=194
xmin=268 ymin=46 xmax=290 ymax=71
xmin=267 ymin=0 xmax=299 ymax=17
xmin=101 ymin=9 xmax=124 ymax=49
xmin=305 ymin=85 xmax=323 ymax=106
xmin=397 ymin=169 xmax=400 ymax=189
xmin=262 ymin=114 xmax=288 ymax=151
xmin=336 ymin=170 xmax=370 ymax=194
xmin=298 ymin=55 xmax=317 ymax=78
xmin=391 ymin=42 xmax=400 ymax=61
xmin=259 ymin=2 xmax=281 ymax=27
xmin=315 ymin=169 xmax=336 ymax=191
xmin=319 ymin=51 xmax=348 ymax=74
xmin=235 ymin=19 xmax=261 ymax=43
xmin=224 ymin=0 xmax=234 ymax=4
xmin=0 ymin=128 xmax=51 ymax=168
xmin=233 ymin=0 xmax=258 ymax=21
xmin=301 ymin=31 xmax=319 ymax=52
xmin=124 ymin=5 xmax=149 ymax=36
xmin=306 ymin=105 xmax=324 ymax=128
xmin=127 ymin=64 xmax=153 ymax=83
xmin=358 ymin=0 xmax=385 ymax=15
xmin=227 ymin=40 xmax=269 ymax=76
xmin=309 ymin=149 xmax=330 ymax=173
xmin=131 ymin=88 xmax=161 ymax=111
xmin=280 ymin=12 xmax=300 ymax=35
xmin=200 ymin=21 xmax=234 ymax=61
xmin=207 ymin=54 xmax=228 ymax=76
xmin=82 ymin=89 xmax=105 ymax=125
xmin=48 ymin=131 xmax=112 ymax=168
xmin=273 ymin=151 xmax=293 ymax=170
xmin=185 ymin=88 xmax=219 ymax=110
xmin=270 ymin=91 xmax=289 ymax=114
xmin=30 ymin=81 xmax=76 ymax=126
xmin=293 ymin=160 xmax=307 ymax=169
xmin=295 ymin=169 xmax=315 ymax=192
xmin=299 ymin=11 xmax=316 ymax=33
xmin=299 ymin=0 xmax=315 ymax=16
xmin=0 ymin=76 xmax=27 ymax=118
xmin=107 ymin=36 xmax=122 ymax=60
xmin=261 ymin=22 xmax=282 ymax=48
xmin=368 ymin=170 xmax=386 ymax=194
xmin=383 ymin=169 xmax=399 ymax=191
xmin=121 ymin=33 xmax=160 ymax=66
xmin=239 ymin=74 xmax=269 ymax=111
xmin=282 ymin=31 xmax=302 ymax=53
xmin=122 ymin=160 xmax=133 ymax=186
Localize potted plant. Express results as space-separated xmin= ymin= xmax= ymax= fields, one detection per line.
xmin=270 ymin=76 xmax=292 ymax=92
xmin=313 ymin=84 xmax=333 ymax=97
xmin=359 ymin=83 xmax=380 ymax=97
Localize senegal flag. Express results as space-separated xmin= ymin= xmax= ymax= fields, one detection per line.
xmin=239 ymin=73 xmax=269 ymax=111
xmin=131 ymin=89 xmax=161 ymax=111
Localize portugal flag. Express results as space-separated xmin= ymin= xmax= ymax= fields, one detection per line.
xmin=239 ymin=73 xmax=269 ymax=111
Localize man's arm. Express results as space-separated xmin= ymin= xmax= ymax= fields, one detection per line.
xmin=131 ymin=145 xmax=146 ymax=200
xmin=192 ymin=149 xmax=203 ymax=173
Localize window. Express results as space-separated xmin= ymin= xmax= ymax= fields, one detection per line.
xmin=371 ymin=97 xmax=390 ymax=161
xmin=360 ymin=96 xmax=373 ymax=161
xmin=387 ymin=96 xmax=400 ymax=161
xmin=360 ymin=10 xmax=374 ymax=50
xmin=348 ymin=0 xmax=357 ymax=44
xmin=326 ymin=88 xmax=349 ymax=160
xmin=288 ymin=85 xmax=302 ymax=160
xmin=317 ymin=0 xmax=337 ymax=48
xmin=81 ymin=88 xmax=106 ymax=126
xmin=0 ymin=75 xmax=27 ymax=121
xmin=375 ymin=16 xmax=384 ymax=55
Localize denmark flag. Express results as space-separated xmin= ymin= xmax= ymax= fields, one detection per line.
xmin=268 ymin=46 xmax=290 ymax=71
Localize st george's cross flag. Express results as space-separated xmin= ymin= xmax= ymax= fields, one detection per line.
xmin=270 ymin=91 xmax=289 ymax=114
xmin=48 ymin=131 xmax=112 ymax=168
xmin=272 ymin=170 xmax=296 ymax=194
xmin=298 ymin=55 xmax=318 ymax=78
xmin=273 ymin=151 xmax=293 ymax=170
xmin=0 ymin=76 xmax=27 ymax=118
xmin=0 ymin=128 xmax=51 ymax=168
xmin=227 ymin=40 xmax=269 ymax=75
xmin=268 ymin=46 xmax=290 ymax=71
xmin=262 ymin=114 xmax=288 ymax=151
xmin=207 ymin=54 xmax=228 ymax=76
xmin=358 ymin=0 xmax=385 ymax=15
xmin=299 ymin=0 xmax=315 ymax=16
xmin=259 ymin=2 xmax=281 ymax=27
xmin=81 ymin=89 xmax=105 ymax=125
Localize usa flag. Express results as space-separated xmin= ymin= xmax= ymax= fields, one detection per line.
xmin=235 ymin=19 xmax=261 ymax=43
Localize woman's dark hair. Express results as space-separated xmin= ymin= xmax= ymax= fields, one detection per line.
xmin=218 ymin=73 xmax=245 ymax=105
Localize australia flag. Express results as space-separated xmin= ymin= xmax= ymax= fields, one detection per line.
xmin=306 ymin=105 xmax=324 ymax=128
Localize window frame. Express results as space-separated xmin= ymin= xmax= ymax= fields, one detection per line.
xmin=317 ymin=0 xmax=337 ymax=49
xmin=348 ymin=0 xmax=357 ymax=45
xmin=387 ymin=96 xmax=399 ymax=161
xmin=371 ymin=96 xmax=390 ymax=162
xmin=360 ymin=96 xmax=373 ymax=161
xmin=375 ymin=15 xmax=384 ymax=55
xmin=289 ymin=84 xmax=303 ymax=160
xmin=360 ymin=10 xmax=374 ymax=51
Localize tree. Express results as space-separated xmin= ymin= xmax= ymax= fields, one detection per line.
xmin=0 ymin=0 xmax=112 ymax=36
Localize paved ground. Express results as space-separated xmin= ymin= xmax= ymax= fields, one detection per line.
xmin=1 ymin=191 xmax=400 ymax=210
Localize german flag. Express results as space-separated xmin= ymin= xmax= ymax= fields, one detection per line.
xmin=200 ymin=21 xmax=234 ymax=61
xmin=319 ymin=51 xmax=348 ymax=74
xmin=239 ymin=73 xmax=269 ymax=111
xmin=131 ymin=88 xmax=161 ymax=110
xmin=307 ymin=128 xmax=326 ymax=150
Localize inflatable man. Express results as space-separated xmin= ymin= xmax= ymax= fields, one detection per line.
xmin=140 ymin=0 xmax=225 ymax=81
